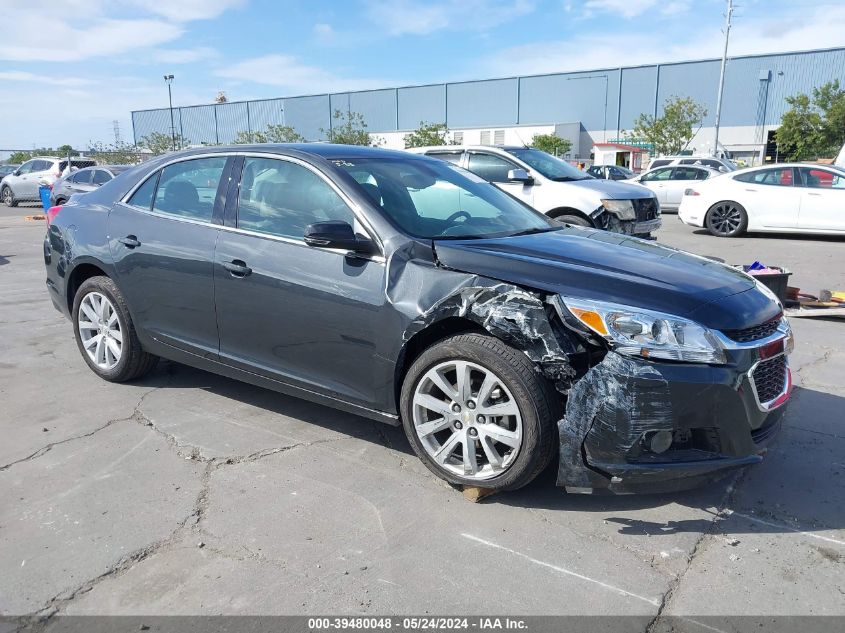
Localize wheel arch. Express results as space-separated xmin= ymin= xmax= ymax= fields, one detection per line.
xmin=393 ymin=316 xmax=485 ymax=412
xmin=546 ymin=207 xmax=595 ymax=226
xmin=66 ymin=260 xmax=112 ymax=313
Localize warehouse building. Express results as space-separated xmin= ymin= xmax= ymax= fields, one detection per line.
xmin=131 ymin=46 xmax=845 ymax=166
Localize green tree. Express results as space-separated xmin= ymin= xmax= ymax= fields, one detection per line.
xmin=8 ymin=151 xmax=34 ymax=164
xmin=234 ymin=124 xmax=305 ymax=144
xmin=631 ymin=96 xmax=708 ymax=156
xmin=87 ymin=141 xmax=141 ymax=165
xmin=776 ymin=80 xmax=845 ymax=160
xmin=57 ymin=144 xmax=79 ymax=157
xmin=139 ymin=131 xmax=189 ymax=155
xmin=404 ymin=121 xmax=453 ymax=148
xmin=321 ymin=110 xmax=378 ymax=146
xmin=530 ymin=133 xmax=572 ymax=156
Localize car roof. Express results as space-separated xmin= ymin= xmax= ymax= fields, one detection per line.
xmin=158 ymin=143 xmax=431 ymax=162
xmin=408 ymin=145 xmax=527 ymax=152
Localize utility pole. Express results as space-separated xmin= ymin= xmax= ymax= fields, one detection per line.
xmin=113 ymin=120 xmax=121 ymax=146
xmin=164 ymin=74 xmax=176 ymax=151
xmin=713 ymin=0 xmax=733 ymax=157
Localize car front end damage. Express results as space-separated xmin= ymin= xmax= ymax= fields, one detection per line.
xmin=594 ymin=196 xmax=662 ymax=238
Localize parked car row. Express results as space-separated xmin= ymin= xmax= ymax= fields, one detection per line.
xmin=408 ymin=145 xmax=661 ymax=238
xmin=43 ymin=143 xmax=792 ymax=493
xmin=679 ymin=163 xmax=845 ymax=237
xmin=50 ymin=165 xmax=131 ymax=205
xmin=1 ymin=156 xmax=97 ymax=206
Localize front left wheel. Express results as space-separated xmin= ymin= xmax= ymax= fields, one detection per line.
xmin=400 ymin=333 xmax=560 ymax=491
xmin=2 ymin=186 xmax=17 ymax=207
xmin=72 ymin=276 xmax=158 ymax=382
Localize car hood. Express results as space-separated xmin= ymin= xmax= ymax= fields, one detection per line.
xmin=565 ymin=178 xmax=655 ymax=200
xmin=433 ymin=228 xmax=780 ymax=331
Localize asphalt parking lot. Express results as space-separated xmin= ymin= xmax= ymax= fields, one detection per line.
xmin=1 ymin=204 xmax=843 ymax=626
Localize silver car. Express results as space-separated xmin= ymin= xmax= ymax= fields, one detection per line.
xmin=1 ymin=156 xmax=96 ymax=206
xmin=625 ymin=165 xmax=721 ymax=212
xmin=50 ymin=165 xmax=131 ymax=205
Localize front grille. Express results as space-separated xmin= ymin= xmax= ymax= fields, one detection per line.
xmin=723 ymin=317 xmax=781 ymax=343
xmin=633 ymin=198 xmax=659 ymax=221
xmin=752 ymin=355 xmax=787 ymax=404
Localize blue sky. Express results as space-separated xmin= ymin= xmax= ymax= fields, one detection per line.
xmin=2 ymin=0 xmax=844 ymax=149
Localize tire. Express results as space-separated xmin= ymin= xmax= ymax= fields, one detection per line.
xmin=705 ymin=201 xmax=748 ymax=237
xmin=553 ymin=214 xmax=591 ymax=227
xmin=2 ymin=186 xmax=17 ymax=207
xmin=72 ymin=276 xmax=158 ymax=382
xmin=400 ymin=333 xmax=560 ymax=491
xmin=54 ymin=197 xmax=67 ymax=205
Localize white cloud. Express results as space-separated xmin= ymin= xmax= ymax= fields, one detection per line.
xmin=0 ymin=71 xmax=95 ymax=87
xmin=313 ymin=23 xmax=336 ymax=44
xmin=581 ymin=0 xmax=691 ymax=18
xmin=123 ymin=0 xmax=247 ymax=22
xmin=366 ymin=0 xmax=536 ymax=36
xmin=215 ymin=54 xmax=386 ymax=94
xmin=480 ymin=2 xmax=845 ymax=75
xmin=151 ymin=46 xmax=220 ymax=64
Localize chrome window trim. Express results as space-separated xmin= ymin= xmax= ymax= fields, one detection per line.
xmin=120 ymin=151 xmax=385 ymax=256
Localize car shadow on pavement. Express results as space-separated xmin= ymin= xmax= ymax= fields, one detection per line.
xmin=132 ymin=362 xmax=844 ymax=540
xmin=0 ymin=254 xmax=12 ymax=266
xmin=496 ymin=386 xmax=845 ymax=541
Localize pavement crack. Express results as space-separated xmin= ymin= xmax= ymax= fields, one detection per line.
xmin=645 ymin=470 xmax=747 ymax=632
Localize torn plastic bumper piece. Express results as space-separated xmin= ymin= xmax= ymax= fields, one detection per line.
xmin=557 ymin=350 xmax=788 ymax=494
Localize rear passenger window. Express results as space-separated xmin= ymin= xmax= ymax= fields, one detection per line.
xmin=152 ymin=157 xmax=227 ymax=222
xmin=236 ymin=157 xmax=354 ymax=240
xmin=92 ymin=170 xmax=111 ymax=185
xmin=127 ymin=174 xmax=158 ymax=210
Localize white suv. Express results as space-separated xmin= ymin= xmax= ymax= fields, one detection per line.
xmin=409 ymin=145 xmax=661 ymax=237
xmin=647 ymin=155 xmax=736 ymax=173
xmin=1 ymin=156 xmax=96 ymax=206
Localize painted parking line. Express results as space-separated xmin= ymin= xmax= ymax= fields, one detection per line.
xmin=461 ymin=533 xmax=661 ymax=607
xmin=726 ymin=510 xmax=845 ymax=547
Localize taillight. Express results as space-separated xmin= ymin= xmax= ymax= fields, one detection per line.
xmin=684 ymin=188 xmax=700 ymax=196
xmin=46 ymin=205 xmax=62 ymax=225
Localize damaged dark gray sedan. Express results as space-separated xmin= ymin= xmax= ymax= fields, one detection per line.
xmin=43 ymin=145 xmax=793 ymax=494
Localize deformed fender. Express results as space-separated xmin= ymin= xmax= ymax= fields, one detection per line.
xmin=387 ymin=240 xmax=578 ymax=388
xmin=557 ymin=351 xmax=673 ymax=489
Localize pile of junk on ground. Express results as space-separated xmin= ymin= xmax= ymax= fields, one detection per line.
xmin=739 ymin=260 xmax=845 ymax=319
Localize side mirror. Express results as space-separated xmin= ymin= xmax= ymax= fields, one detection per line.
xmin=507 ymin=168 xmax=534 ymax=184
xmin=13 ymin=170 xmax=21 ymax=177
xmin=304 ymin=221 xmax=374 ymax=254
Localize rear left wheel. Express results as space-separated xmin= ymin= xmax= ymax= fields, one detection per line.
xmin=705 ymin=201 xmax=747 ymax=237
xmin=2 ymin=186 xmax=17 ymax=207
xmin=72 ymin=276 xmax=158 ymax=382
xmin=400 ymin=333 xmax=559 ymax=491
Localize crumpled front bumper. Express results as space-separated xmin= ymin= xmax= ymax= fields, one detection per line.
xmin=557 ymin=327 xmax=792 ymax=494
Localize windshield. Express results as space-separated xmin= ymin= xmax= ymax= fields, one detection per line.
xmin=505 ymin=148 xmax=591 ymax=181
xmin=332 ymin=157 xmax=555 ymax=240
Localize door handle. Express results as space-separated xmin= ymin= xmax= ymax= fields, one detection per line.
xmin=222 ymin=260 xmax=252 ymax=277
xmin=744 ymin=189 xmax=758 ymax=192
xmin=118 ymin=235 xmax=141 ymax=248
xmin=807 ymin=192 xmax=822 ymax=196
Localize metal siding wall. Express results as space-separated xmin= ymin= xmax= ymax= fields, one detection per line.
xmin=284 ymin=94 xmax=331 ymax=140
xmin=656 ymin=60 xmax=721 ymax=125
xmin=761 ymin=49 xmax=845 ymax=125
xmin=178 ymin=105 xmax=218 ymax=145
xmin=248 ymin=98 xmax=286 ymax=133
xmin=519 ymin=70 xmax=620 ymax=131
xmin=350 ymin=89 xmax=397 ymax=132
xmin=397 ymin=85 xmax=446 ymax=129
xmin=447 ymin=79 xmax=518 ymax=127
xmin=215 ymin=102 xmax=249 ymax=143
xmin=132 ymin=109 xmax=173 ymax=142
xmin=330 ymin=93 xmax=350 ymax=115
xmin=619 ymin=66 xmax=658 ymax=131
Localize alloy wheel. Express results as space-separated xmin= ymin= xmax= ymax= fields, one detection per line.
xmin=412 ymin=360 xmax=523 ymax=481
xmin=2 ymin=188 xmax=11 ymax=206
xmin=77 ymin=292 xmax=123 ymax=370
xmin=709 ymin=203 xmax=743 ymax=235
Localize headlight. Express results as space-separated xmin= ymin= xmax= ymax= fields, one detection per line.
xmin=559 ymin=296 xmax=727 ymax=364
xmin=600 ymin=199 xmax=636 ymax=220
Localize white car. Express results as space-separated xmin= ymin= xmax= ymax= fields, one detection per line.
xmin=1 ymin=156 xmax=96 ymax=206
xmin=836 ymin=142 xmax=845 ymax=168
xmin=408 ymin=145 xmax=661 ymax=237
xmin=625 ymin=165 xmax=721 ymax=213
xmin=678 ymin=163 xmax=845 ymax=237
xmin=647 ymin=155 xmax=737 ymax=172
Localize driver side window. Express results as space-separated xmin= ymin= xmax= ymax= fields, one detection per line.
xmin=17 ymin=161 xmax=36 ymax=175
xmin=642 ymin=168 xmax=672 ymax=182
xmin=466 ymin=153 xmax=517 ymax=183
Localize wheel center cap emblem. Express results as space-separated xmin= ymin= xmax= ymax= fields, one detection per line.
xmin=463 ymin=412 xmax=470 ymax=424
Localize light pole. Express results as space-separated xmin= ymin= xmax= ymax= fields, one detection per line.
xmin=164 ymin=74 xmax=176 ymax=151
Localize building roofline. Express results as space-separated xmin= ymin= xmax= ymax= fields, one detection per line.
xmin=131 ymin=45 xmax=845 ymax=115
